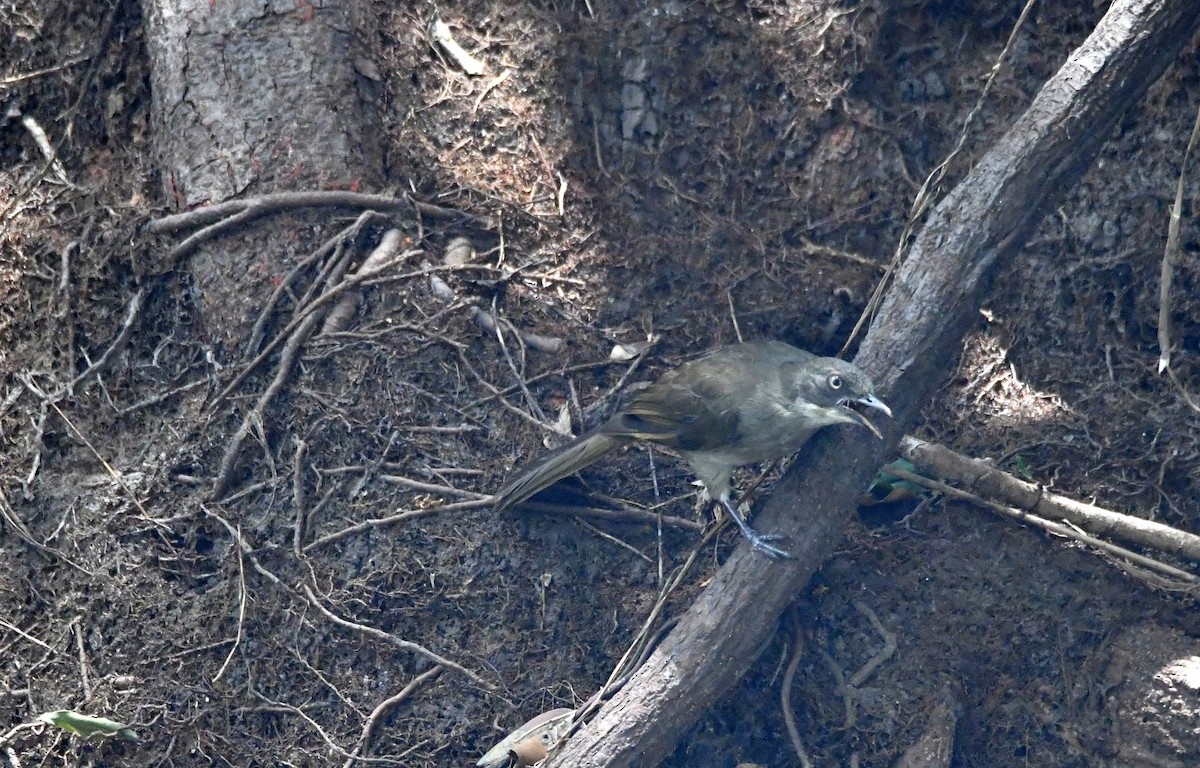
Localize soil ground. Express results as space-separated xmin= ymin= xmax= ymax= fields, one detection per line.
xmin=2 ymin=0 xmax=1200 ymax=767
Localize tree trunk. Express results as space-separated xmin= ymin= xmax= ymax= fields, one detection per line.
xmin=142 ymin=0 xmax=383 ymax=331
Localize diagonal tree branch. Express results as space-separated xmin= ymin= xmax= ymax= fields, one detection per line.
xmin=546 ymin=1 xmax=1200 ymax=765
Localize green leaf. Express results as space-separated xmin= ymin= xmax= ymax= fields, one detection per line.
xmin=37 ymin=710 xmax=140 ymax=743
xmin=863 ymin=460 xmax=924 ymax=505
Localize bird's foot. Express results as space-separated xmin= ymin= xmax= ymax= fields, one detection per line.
xmin=719 ymin=499 xmax=794 ymax=559
xmin=742 ymin=530 xmax=794 ymax=559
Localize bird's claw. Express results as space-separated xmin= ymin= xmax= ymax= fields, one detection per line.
xmin=719 ymin=499 xmax=794 ymax=559
xmin=743 ymin=532 xmax=794 ymax=559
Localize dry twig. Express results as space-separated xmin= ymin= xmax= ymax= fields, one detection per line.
xmin=428 ymin=17 xmax=485 ymax=76
xmin=211 ymin=534 xmax=247 ymax=685
xmin=0 ymin=1 xmax=118 ymax=227
xmin=342 ymin=666 xmax=443 ymax=768
xmin=1157 ymin=103 xmax=1200 ymax=373
xmin=571 ymin=517 xmax=654 ymax=563
xmin=0 ymin=488 xmax=90 ymax=573
xmin=900 ymin=436 xmax=1200 ymax=563
xmin=886 ymin=456 xmax=1198 ymax=585
xmin=519 ymin=501 xmax=703 ymax=532
xmin=302 ymin=498 xmax=491 ymax=552
xmin=213 ymin=261 xmax=489 ymax=409
xmin=146 ymin=191 xmax=472 ymax=260
xmin=842 ymin=0 xmax=1039 ymax=356
xmin=301 ymin=584 xmax=492 ymax=690
xmin=201 ymin=505 xmax=287 ymax=589
xmin=322 ymin=229 xmax=406 ymax=335
xmin=71 ymin=620 xmax=91 ymax=701
xmin=211 ymin=244 xmax=419 ymax=496
xmin=780 ymin=622 xmax=814 ymax=768
xmin=292 ymin=439 xmax=309 ymax=557
xmin=68 ymin=286 xmax=145 ymax=395
xmin=246 ymin=210 xmax=383 ymax=357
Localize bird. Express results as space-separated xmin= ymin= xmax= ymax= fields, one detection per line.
xmin=492 ymin=340 xmax=891 ymax=558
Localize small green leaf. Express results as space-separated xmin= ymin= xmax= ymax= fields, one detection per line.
xmin=863 ymin=460 xmax=925 ymax=505
xmin=37 ymin=710 xmax=140 ymax=743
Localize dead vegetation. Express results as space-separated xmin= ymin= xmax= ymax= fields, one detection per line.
xmin=2 ymin=0 xmax=1200 ymax=767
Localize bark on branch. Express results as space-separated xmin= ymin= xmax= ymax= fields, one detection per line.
xmin=899 ymin=436 xmax=1200 ymax=564
xmin=546 ymin=1 xmax=1200 ymax=765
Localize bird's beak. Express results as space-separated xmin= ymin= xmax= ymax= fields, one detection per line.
xmin=840 ymin=393 xmax=892 ymax=440
xmin=855 ymin=393 xmax=893 ymax=419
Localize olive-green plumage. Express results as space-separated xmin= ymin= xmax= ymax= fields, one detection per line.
xmin=494 ymin=340 xmax=890 ymax=557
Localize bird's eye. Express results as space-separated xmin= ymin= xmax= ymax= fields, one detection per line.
xmin=827 ymin=374 xmax=843 ymax=390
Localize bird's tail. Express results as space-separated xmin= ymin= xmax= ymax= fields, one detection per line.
xmin=493 ymin=431 xmax=628 ymax=512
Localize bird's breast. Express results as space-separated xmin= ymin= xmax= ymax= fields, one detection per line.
xmin=722 ymin=399 xmax=829 ymax=464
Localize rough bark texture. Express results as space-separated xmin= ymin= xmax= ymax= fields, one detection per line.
xmin=142 ymin=0 xmax=384 ymax=338
xmin=901 ymin=436 xmax=1200 ymax=561
xmin=546 ymin=1 xmax=1200 ymax=765
xmin=144 ymin=0 xmax=381 ymax=208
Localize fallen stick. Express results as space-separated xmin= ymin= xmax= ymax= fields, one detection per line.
xmin=881 ymin=462 xmax=1198 ymax=584
xmin=899 ymin=436 xmax=1200 ymax=562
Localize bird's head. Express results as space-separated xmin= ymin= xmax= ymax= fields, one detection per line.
xmin=791 ymin=358 xmax=892 ymax=438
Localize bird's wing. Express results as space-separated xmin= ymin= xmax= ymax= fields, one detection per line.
xmin=604 ymin=365 xmax=740 ymax=452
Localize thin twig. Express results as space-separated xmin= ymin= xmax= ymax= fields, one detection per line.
xmin=302 ymin=584 xmax=492 ymax=689
xmin=560 ymin=522 xmax=725 ymax=747
xmin=0 ymin=53 xmax=92 ymax=85
xmin=462 ymin=359 xmax=623 ymax=410
xmin=519 ymin=501 xmax=703 ymax=532
xmin=883 ymin=463 xmax=1199 ymax=584
xmin=1165 ymin=366 xmax=1200 ymax=415
xmin=200 ymin=505 xmax=287 ymax=589
xmin=725 ymin=289 xmax=743 ymax=343
xmin=303 ymin=498 xmax=492 ymax=552
xmin=72 ymin=620 xmax=91 ymax=701
xmin=472 ymin=69 xmax=511 ymax=113
xmin=842 ymin=0 xmax=1039 ymax=356
xmin=68 ymin=286 xmax=145 ymax=396
xmin=214 ymin=247 xmax=421 ymax=496
xmin=116 ymin=377 xmax=208 ymax=417
xmin=456 ymin=348 xmax=558 ymax=433
xmin=212 ymin=256 xmax=463 ymax=408
xmin=147 ymin=189 xmax=471 ymax=234
xmin=781 ymin=623 xmax=814 ymax=768
xmin=342 ymin=667 xmax=443 ymax=768
xmin=212 ymin=532 xmax=247 ymax=685
xmin=246 ymin=210 xmax=382 ymax=357
xmin=293 ymin=439 xmax=309 ymax=557
xmin=377 ymin=474 xmax=489 ymax=499
xmin=572 ymin=517 xmax=654 ymax=563
xmin=0 ymin=488 xmax=91 ymax=573
xmin=0 ymin=616 xmax=53 ymax=651
xmin=846 ymin=600 xmax=896 ymax=688
xmin=323 ymin=230 xmax=406 ymax=335
xmin=0 ymin=0 xmax=118 ymax=227
xmin=490 ymin=304 xmax=548 ymax=422
xmin=1158 ymin=104 xmax=1200 ymax=373
xmin=211 ymin=305 xmax=323 ymax=498
xmin=899 ymin=436 xmax=1200 ymax=562
xmin=22 ymin=377 xmax=151 ymax=526
xmin=249 ymin=689 xmax=403 ymax=765
xmin=18 ymin=114 xmax=73 ymax=186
